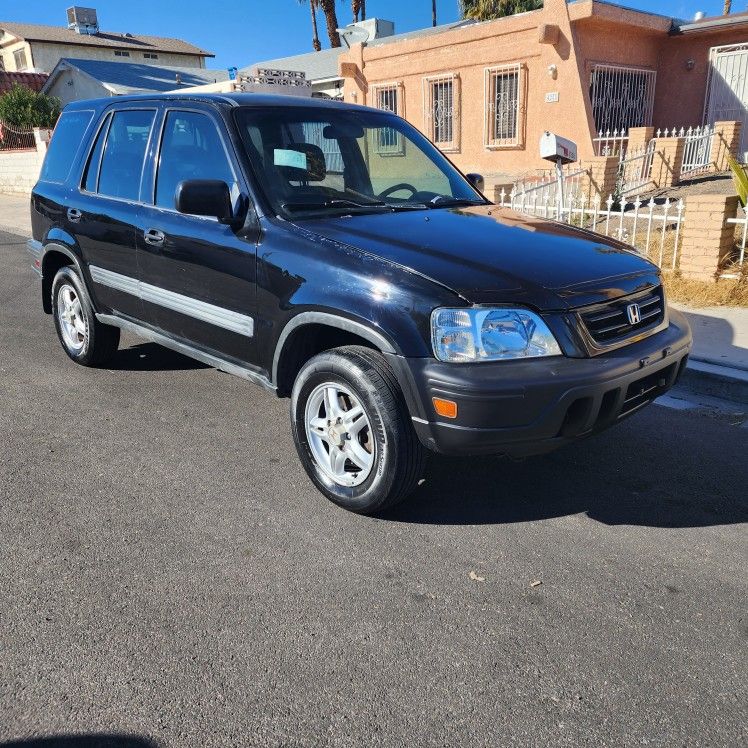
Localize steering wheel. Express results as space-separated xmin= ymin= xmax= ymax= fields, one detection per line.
xmin=378 ymin=183 xmax=418 ymax=200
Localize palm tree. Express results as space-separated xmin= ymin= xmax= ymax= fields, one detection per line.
xmin=299 ymin=0 xmax=322 ymax=51
xmin=352 ymin=0 xmax=366 ymax=21
xmin=432 ymin=0 xmax=437 ymax=27
xmin=724 ymin=0 xmax=732 ymax=15
xmin=319 ymin=0 xmax=342 ymax=47
xmin=460 ymin=0 xmax=542 ymax=20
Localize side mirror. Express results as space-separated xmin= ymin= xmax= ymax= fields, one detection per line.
xmin=466 ymin=173 xmax=485 ymax=193
xmin=175 ymin=179 xmax=233 ymax=224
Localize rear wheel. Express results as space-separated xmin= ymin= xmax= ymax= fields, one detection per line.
xmin=291 ymin=346 xmax=426 ymax=514
xmin=51 ymin=266 xmax=119 ymax=366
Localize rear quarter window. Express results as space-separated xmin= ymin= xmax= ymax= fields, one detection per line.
xmin=40 ymin=110 xmax=94 ymax=183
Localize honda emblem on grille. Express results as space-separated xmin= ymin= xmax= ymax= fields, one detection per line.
xmin=626 ymin=303 xmax=642 ymax=325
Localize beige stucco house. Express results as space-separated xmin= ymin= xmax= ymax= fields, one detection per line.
xmin=0 ymin=7 xmax=213 ymax=75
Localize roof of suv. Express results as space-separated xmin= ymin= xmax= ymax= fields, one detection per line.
xmin=63 ymin=92 xmax=372 ymax=113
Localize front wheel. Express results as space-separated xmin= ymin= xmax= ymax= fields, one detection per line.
xmin=291 ymin=346 xmax=426 ymax=514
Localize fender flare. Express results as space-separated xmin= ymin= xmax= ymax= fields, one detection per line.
xmin=40 ymin=242 xmax=89 ymax=313
xmin=272 ymin=311 xmax=398 ymax=386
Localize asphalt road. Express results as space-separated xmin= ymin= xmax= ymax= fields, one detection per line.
xmin=1 ymin=228 xmax=746 ymax=748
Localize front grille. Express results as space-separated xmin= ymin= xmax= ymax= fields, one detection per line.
xmin=579 ymin=286 xmax=665 ymax=346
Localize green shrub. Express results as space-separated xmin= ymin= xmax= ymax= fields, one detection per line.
xmin=0 ymin=84 xmax=61 ymax=128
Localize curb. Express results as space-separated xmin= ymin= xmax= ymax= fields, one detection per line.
xmin=681 ymin=358 xmax=748 ymax=405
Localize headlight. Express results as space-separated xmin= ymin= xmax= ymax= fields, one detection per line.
xmin=431 ymin=307 xmax=562 ymax=362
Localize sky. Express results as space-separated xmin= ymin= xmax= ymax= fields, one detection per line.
xmin=1 ymin=0 xmax=741 ymax=70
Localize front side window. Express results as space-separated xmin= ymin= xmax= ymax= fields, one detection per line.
xmin=423 ymin=74 xmax=460 ymax=152
xmin=485 ymin=64 xmax=523 ymax=148
xmin=234 ymin=106 xmax=483 ymax=219
xmin=155 ymin=110 xmax=238 ymax=209
xmin=97 ymin=109 xmax=155 ymax=201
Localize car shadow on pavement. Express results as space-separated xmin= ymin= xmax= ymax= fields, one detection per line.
xmin=0 ymin=736 xmax=160 ymax=748
xmin=383 ymin=412 xmax=748 ymax=528
xmin=107 ymin=343 xmax=210 ymax=372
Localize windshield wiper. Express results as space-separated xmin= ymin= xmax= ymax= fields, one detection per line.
xmin=427 ymin=196 xmax=486 ymax=208
xmin=282 ymin=198 xmax=389 ymax=213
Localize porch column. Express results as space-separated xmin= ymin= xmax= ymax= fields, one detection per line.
xmin=627 ymin=126 xmax=654 ymax=153
xmin=582 ymin=155 xmax=619 ymax=200
xmin=679 ymin=194 xmax=738 ymax=281
xmin=709 ymin=121 xmax=743 ymax=171
xmin=652 ymin=137 xmax=685 ymax=188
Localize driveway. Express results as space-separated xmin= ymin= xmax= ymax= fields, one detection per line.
xmin=0 ymin=229 xmax=746 ymax=748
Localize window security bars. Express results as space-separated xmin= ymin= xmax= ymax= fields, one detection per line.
xmin=423 ymin=74 xmax=460 ymax=152
xmin=372 ymin=83 xmax=404 ymax=155
xmin=485 ymin=64 xmax=523 ymax=148
xmin=590 ymin=64 xmax=656 ymax=136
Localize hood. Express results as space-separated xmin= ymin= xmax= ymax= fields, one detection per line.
xmin=292 ymin=205 xmax=660 ymax=309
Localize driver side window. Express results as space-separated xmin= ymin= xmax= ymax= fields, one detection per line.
xmin=155 ymin=111 xmax=238 ymax=209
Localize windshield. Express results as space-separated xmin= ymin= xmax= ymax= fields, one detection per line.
xmin=234 ymin=106 xmax=485 ymax=218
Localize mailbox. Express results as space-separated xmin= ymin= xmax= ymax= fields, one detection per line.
xmin=539 ymin=132 xmax=577 ymax=165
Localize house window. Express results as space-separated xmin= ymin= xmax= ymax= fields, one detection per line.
xmin=13 ymin=49 xmax=28 ymax=71
xmin=589 ymin=64 xmax=656 ymax=135
xmin=423 ymin=74 xmax=460 ymax=152
xmin=485 ymin=64 xmax=524 ymax=148
xmin=144 ymin=53 xmax=158 ymax=59
xmin=372 ymin=83 xmax=404 ymax=155
xmin=114 ymin=50 xmax=130 ymax=57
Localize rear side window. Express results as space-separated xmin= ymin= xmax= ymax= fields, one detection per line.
xmin=40 ymin=110 xmax=94 ymax=183
xmin=98 ymin=109 xmax=156 ymax=201
xmin=155 ymin=110 xmax=237 ymax=209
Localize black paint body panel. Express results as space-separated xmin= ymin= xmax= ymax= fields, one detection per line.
xmin=29 ymin=93 xmax=692 ymax=457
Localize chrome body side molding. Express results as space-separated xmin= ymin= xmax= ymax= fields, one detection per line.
xmin=90 ymin=265 xmax=254 ymax=337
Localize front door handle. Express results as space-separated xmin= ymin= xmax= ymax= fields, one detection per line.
xmin=144 ymin=228 xmax=165 ymax=247
xmin=67 ymin=208 xmax=82 ymax=223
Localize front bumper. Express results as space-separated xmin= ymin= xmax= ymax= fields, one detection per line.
xmin=387 ymin=308 xmax=692 ymax=457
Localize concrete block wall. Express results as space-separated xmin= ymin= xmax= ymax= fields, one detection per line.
xmin=0 ymin=128 xmax=48 ymax=195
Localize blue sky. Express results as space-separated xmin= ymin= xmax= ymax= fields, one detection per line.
xmin=5 ymin=0 xmax=736 ymax=70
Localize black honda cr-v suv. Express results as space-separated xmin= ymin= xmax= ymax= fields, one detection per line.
xmin=29 ymin=93 xmax=691 ymax=514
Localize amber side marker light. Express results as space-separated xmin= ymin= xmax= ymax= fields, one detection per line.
xmin=433 ymin=397 xmax=458 ymax=419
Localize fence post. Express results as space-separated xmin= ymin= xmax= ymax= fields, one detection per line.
xmin=651 ymin=137 xmax=685 ymax=188
xmin=709 ymin=120 xmax=742 ymax=171
xmin=679 ymin=194 xmax=738 ymax=280
xmin=627 ymin=126 xmax=654 ymax=152
xmin=582 ymin=155 xmax=618 ymax=200
xmin=32 ymin=127 xmax=52 ymax=154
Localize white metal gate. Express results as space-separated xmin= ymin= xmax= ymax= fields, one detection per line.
xmin=704 ymin=43 xmax=748 ymax=160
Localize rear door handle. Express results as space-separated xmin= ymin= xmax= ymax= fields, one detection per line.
xmin=67 ymin=208 xmax=82 ymax=223
xmin=144 ymin=228 xmax=165 ymax=247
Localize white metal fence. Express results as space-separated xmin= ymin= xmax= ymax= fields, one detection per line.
xmin=497 ymin=188 xmax=685 ymax=270
xmin=680 ymin=125 xmax=715 ymax=177
xmin=618 ymin=140 xmax=656 ymax=196
xmin=725 ymin=207 xmax=748 ymax=275
xmin=594 ymin=129 xmax=629 ymax=157
xmin=511 ymin=166 xmax=587 ymax=207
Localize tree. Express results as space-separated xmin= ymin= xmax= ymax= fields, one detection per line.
xmin=352 ymin=0 xmax=366 ymax=22
xmin=432 ymin=0 xmax=437 ymax=27
xmin=299 ymin=0 xmax=341 ymax=48
xmin=724 ymin=0 xmax=732 ymax=15
xmin=0 ymin=84 xmax=60 ymax=128
xmin=319 ymin=0 xmax=342 ymax=47
xmin=299 ymin=0 xmax=322 ymax=51
xmin=459 ymin=0 xmax=542 ymax=20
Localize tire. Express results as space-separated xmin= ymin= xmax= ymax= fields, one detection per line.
xmin=51 ymin=265 xmax=120 ymax=366
xmin=291 ymin=345 xmax=427 ymax=514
